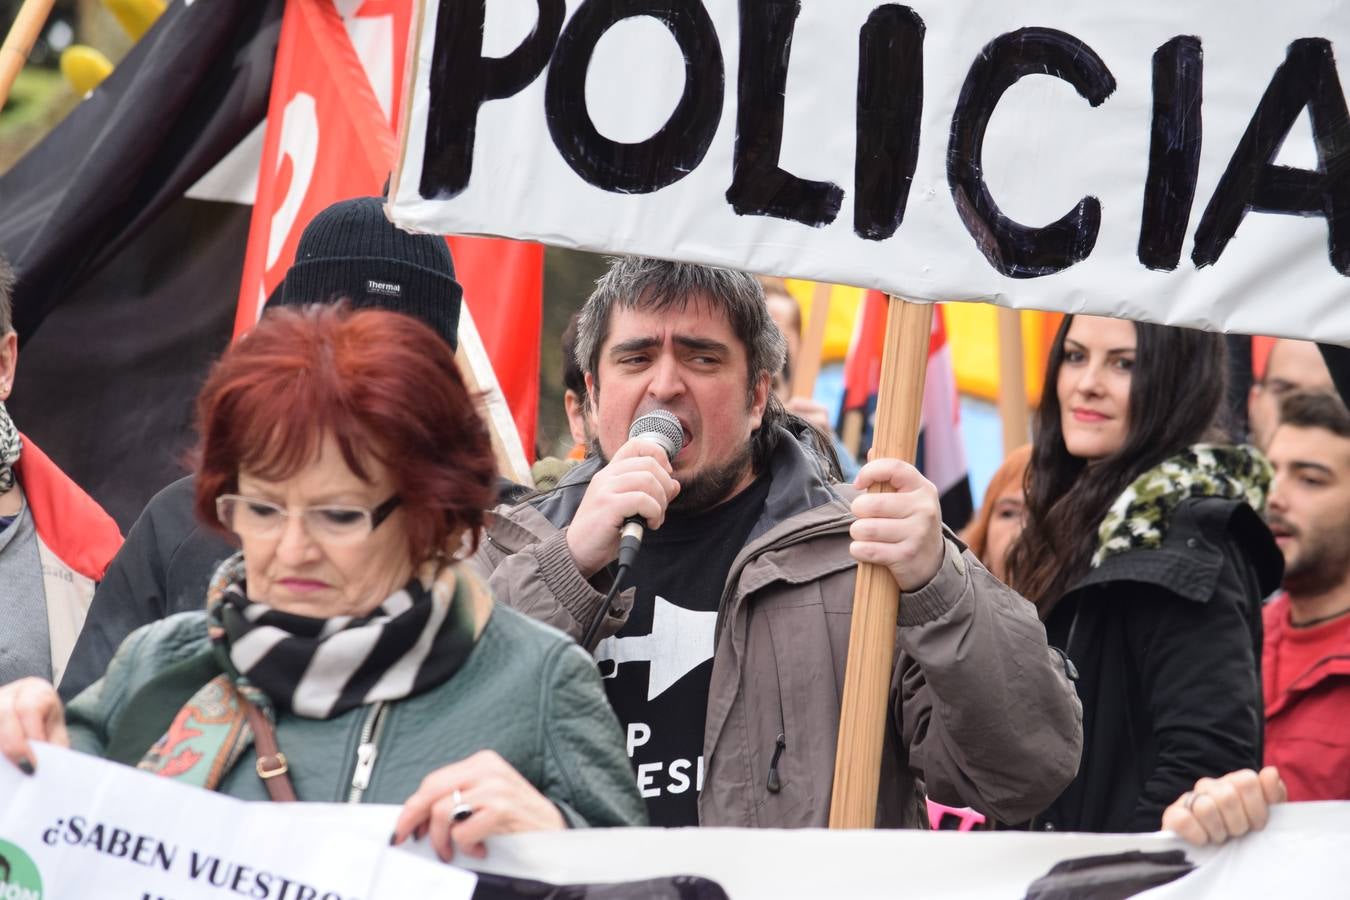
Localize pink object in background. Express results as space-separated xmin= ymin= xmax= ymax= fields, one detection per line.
xmin=926 ymin=798 xmax=987 ymax=831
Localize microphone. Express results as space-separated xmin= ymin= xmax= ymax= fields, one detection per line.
xmin=617 ymin=410 xmax=684 ymax=570
xmin=581 ymin=410 xmax=684 ymax=651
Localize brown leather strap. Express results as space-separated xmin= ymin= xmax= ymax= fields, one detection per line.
xmin=242 ymin=697 xmax=297 ymax=802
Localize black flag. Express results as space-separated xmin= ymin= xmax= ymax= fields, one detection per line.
xmin=0 ymin=0 xmax=283 ymax=529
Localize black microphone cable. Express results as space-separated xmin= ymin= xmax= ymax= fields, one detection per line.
xmin=581 ymin=562 xmax=631 ymax=651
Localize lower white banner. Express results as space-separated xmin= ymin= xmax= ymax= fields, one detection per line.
xmin=0 ymin=744 xmax=475 ymax=900
xmin=1 ymin=744 xmax=1346 ymax=898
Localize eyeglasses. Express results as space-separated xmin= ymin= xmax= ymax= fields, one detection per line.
xmin=215 ymin=494 xmax=402 ymax=546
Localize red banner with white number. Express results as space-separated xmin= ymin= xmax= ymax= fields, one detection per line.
xmin=236 ymin=0 xmax=541 ymax=457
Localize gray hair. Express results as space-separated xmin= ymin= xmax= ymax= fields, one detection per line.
xmin=574 ymin=256 xmax=791 ymax=471
xmin=575 ymin=257 xmax=787 ymax=394
xmin=0 ymin=256 xmax=13 ymax=336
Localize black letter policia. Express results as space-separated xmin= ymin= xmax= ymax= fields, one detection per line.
xmin=420 ymin=1 xmax=1350 ymax=281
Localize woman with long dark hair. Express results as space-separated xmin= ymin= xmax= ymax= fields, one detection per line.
xmin=1006 ymin=315 xmax=1282 ymax=833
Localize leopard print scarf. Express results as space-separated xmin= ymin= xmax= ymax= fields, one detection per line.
xmin=0 ymin=401 xmax=19 ymax=495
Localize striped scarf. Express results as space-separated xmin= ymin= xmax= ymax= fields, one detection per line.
xmin=0 ymin=402 xmax=19 ymax=494
xmin=137 ymin=554 xmax=484 ymax=791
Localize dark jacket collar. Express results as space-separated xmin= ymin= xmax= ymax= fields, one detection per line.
xmin=1069 ymin=496 xmax=1282 ymax=604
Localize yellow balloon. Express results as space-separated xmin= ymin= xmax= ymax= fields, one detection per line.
xmin=60 ymin=46 xmax=114 ymax=96
xmin=104 ymin=0 xmax=168 ymax=41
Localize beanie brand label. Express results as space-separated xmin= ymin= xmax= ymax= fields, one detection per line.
xmin=366 ymin=279 xmax=402 ymax=297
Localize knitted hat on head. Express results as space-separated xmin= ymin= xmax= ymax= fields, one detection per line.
xmin=273 ymin=196 xmax=461 ymax=350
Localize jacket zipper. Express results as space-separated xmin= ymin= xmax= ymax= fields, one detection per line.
xmin=347 ymin=701 xmax=389 ymax=804
xmin=483 ymin=530 xmax=520 ymax=556
xmin=702 ymin=516 xmax=853 ymax=780
xmin=766 ymin=637 xmax=793 ymax=795
xmin=766 ymin=733 xmax=787 ymax=793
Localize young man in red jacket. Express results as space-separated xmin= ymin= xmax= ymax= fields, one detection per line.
xmin=1262 ymin=390 xmax=1350 ymax=801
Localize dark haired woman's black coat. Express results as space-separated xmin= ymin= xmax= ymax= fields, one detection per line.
xmin=1037 ymin=495 xmax=1282 ymax=833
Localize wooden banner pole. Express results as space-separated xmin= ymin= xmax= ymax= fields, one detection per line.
xmin=0 ymin=0 xmax=56 ymax=110
xmin=454 ymin=306 xmax=535 ymax=489
xmin=792 ymin=282 xmax=832 ymax=400
xmin=829 ymin=296 xmax=933 ymax=829
xmin=996 ymin=307 xmax=1029 ymax=455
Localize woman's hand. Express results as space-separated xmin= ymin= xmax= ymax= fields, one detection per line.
xmin=390 ymin=750 xmax=566 ymax=862
xmin=1162 ymin=766 xmax=1288 ymax=846
xmin=0 ymin=678 xmax=69 ymax=773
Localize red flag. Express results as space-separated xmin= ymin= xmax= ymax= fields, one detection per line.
xmin=1252 ymin=335 xmax=1276 ymax=378
xmin=235 ymin=0 xmax=541 ymax=457
xmin=234 ymin=0 xmax=394 ymax=329
xmin=920 ymin=307 xmax=973 ymax=526
xmin=842 ymin=290 xmax=890 ymax=411
xmin=449 ymin=236 xmax=543 ymax=452
xmin=840 ymin=294 xmax=972 ymax=526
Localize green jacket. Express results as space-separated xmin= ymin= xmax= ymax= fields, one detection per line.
xmin=65 ymin=605 xmax=647 ymax=828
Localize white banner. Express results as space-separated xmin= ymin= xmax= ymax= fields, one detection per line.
xmin=2 ymin=745 xmax=1347 ymax=898
xmin=469 ymin=805 xmax=1350 ymax=898
xmin=391 ymin=0 xmax=1350 ymax=344
xmin=0 ymin=745 xmax=476 ymax=900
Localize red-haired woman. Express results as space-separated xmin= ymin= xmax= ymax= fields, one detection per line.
xmin=960 ymin=444 xmax=1032 ymax=583
xmin=0 ymin=306 xmax=645 ymax=859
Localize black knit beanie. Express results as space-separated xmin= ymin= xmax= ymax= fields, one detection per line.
xmin=273 ymin=196 xmax=461 ymax=350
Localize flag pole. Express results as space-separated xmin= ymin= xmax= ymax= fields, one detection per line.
xmin=792 ymin=282 xmax=832 ymax=400
xmin=840 ymin=409 xmax=865 ymax=456
xmin=0 ymin=0 xmax=56 ymax=109
xmin=829 ymin=295 xmax=933 ymax=829
xmin=455 ymin=305 xmax=535 ymax=489
xmin=996 ymin=307 xmax=1029 ymax=455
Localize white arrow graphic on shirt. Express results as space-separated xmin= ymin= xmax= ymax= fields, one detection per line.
xmin=595 ymin=595 xmax=717 ymax=701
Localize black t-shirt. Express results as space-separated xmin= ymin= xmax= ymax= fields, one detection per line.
xmin=595 ymin=472 xmax=772 ymax=826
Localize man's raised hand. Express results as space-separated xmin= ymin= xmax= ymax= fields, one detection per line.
xmin=566 ymin=439 xmax=680 ymax=577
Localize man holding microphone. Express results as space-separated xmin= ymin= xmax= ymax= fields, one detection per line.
xmin=476 ymin=256 xmax=1082 ymax=829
